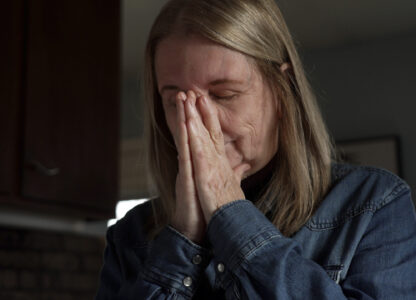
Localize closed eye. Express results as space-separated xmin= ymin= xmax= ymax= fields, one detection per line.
xmin=210 ymin=93 xmax=237 ymax=101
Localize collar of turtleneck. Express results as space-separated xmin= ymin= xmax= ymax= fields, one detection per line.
xmin=241 ymin=154 xmax=277 ymax=203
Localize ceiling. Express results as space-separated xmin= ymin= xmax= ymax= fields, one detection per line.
xmin=122 ymin=0 xmax=416 ymax=73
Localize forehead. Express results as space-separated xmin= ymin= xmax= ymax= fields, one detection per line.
xmin=155 ymin=35 xmax=253 ymax=89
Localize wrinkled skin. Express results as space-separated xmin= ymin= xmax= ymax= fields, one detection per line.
xmin=155 ymin=34 xmax=280 ymax=242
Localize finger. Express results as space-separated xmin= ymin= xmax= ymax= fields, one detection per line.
xmin=177 ymin=91 xmax=187 ymax=122
xmin=176 ymin=92 xmax=190 ymax=170
xmin=233 ymin=163 xmax=251 ymax=182
xmin=176 ymin=92 xmax=194 ymax=194
xmin=196 ymin=95 xmax=225 ymax=154
xmin=184 ymin=91 xmax=210 ymax=141
xmin=186 ymin=90 xmax=197 ymax=106
xmin=174 ymin=92 xmax=186 ymax=144
xmin=173 ymin=91 xmax=187 ymax=148
xmin=185 ymin=97 xmax=210 ymax=177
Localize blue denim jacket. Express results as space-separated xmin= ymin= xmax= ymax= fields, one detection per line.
xmin=96 ymin=164 xmax=416 ymax=299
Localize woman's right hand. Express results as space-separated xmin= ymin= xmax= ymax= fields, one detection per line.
xmin=170 ymin=91 xmax=206 ymax=243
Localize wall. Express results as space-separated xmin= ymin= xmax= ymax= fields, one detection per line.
xmin=120 ymin=0 xmax=167 ymax=139
xmin=0 ymin=225 xmax=104 ymax=299
xmin=118 ymin=0 xmax=416 ymax=200
xmin=302 ymin=32 xmax=416 ymax=196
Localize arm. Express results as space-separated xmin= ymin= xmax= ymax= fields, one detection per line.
xmin=95 ymin=225 xmax=210 ymax=300
xmin=341 ymin=187 xmax=416 ymax=298
xmin=180 ymin=90 xmax=416 ymax=298
xmin=96 ymin=91 xmax=213 ymax=300
xmin=206 ymin=189 xmax=416 ymax=299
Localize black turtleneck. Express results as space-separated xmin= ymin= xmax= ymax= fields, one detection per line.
xmin=241 ymin=154 xmax=277 ymax=203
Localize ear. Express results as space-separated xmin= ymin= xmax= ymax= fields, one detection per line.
xmin=279 ymin=62 xmax=292 ymax=74
xmin=274 ymin=63 xmax=292 ymax=120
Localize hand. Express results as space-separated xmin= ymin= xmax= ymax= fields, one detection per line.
xmin=170 ymin=91 xmax=206 ymax=243
xmin=183 ymin=91 xmax=250 ymax=223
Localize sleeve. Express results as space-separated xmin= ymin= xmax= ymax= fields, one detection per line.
xmin=206 ymin=194 xmax=416 ymax=299
xmin=95 ymin=225 xmax=211 ymax=300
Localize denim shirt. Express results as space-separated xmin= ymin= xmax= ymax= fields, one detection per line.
xmin=96 ymin=164 xmax=416 ymax=299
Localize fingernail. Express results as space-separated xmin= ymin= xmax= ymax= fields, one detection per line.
xmin=178 ymin=92 xmax=186 ymax=101
xmin=187 ymin=90 xmax=194 ymax=99
xmin=185 ymin=97 xmax=192 ymax=109
xmin=189 ymin=96 xmax=196 ymax=107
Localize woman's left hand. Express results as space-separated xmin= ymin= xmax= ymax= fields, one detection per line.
xmin=182 ymin=90 xmax=251 ymax=223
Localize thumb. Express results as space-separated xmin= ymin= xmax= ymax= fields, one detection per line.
xmin=234 ymin=163 xmax=251 ymax=182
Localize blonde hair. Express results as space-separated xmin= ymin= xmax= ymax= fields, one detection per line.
xmin=144 ymin=0 xmax=333 ymax=237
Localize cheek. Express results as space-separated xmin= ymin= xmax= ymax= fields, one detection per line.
xmin=217 ymin=108 xmax=257 ymax=156
xmin=223 ymin=110 xmax=263 ymax=143
xmin=216 ymin=106 xmax=246 ymax=139
xmin=163 ymin=105 xmax=177 ymax=137
xmin=219 ymin=103 xmax=273 ymax=159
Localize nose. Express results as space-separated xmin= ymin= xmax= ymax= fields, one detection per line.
xmin=202 ymin=96 xmax=233 ymax=144
xmin=183 ymin=89 xmax=229 ymax=141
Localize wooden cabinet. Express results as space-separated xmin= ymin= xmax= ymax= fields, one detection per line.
xmin=0 ymin=0 xmax=24 ymax=196
xmin=0 ymin=0 xmax=120 ymax=219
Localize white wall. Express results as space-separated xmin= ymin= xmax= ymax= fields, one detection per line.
xmin=302 ymin=33 xmax=416 ymax=195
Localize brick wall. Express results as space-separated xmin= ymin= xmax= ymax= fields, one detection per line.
xmin=0 ymin=225 xmax=105 ymax=300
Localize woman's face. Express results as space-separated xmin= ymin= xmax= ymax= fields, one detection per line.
xmin=155 ymin=34 xmax=279 ymax=176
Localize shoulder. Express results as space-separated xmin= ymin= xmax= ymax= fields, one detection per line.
xmin=307 ymin=163 xmax=411 ymax=229
xmin=330 ymin=163 xmax=410 ymax=208
xmin=107 ymin=199 xmax=155 ymax=246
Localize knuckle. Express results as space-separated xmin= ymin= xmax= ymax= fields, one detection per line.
xmin=211 ymin=130 xmax=222 ymax=142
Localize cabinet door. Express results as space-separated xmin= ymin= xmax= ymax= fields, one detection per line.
xmin=0 ymin=0 xmax=24 ymax=195
xmin=22 ymin=0 xmax=121 ymax=218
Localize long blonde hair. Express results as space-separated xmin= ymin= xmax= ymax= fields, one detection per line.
xmin=144 ymin=0 xmax=333 ymax=237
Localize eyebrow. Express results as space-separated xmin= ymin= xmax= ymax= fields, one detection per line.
xmin=209 ymin=79 xmax=244 ymax=86
xmin=159 ymin=79 xmax=244 ymax=95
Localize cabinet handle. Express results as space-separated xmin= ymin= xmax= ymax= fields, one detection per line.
xmin=26 ymin=160 xmax=60 ymax=176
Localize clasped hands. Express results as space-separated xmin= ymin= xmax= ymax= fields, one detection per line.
xmin=171 ymin=90 xmax=250 ymax=243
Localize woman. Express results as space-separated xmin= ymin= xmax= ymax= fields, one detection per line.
xmin=96 ymin=0 xmax=416 ymax=299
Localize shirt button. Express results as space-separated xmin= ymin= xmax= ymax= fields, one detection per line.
xmin=217 ymin=263 xmax=225 ymax=273
xmin=192 ymin=254 xmax=202 ymax=265
xmin=183 ymin=276 xmax=192 ymax=287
